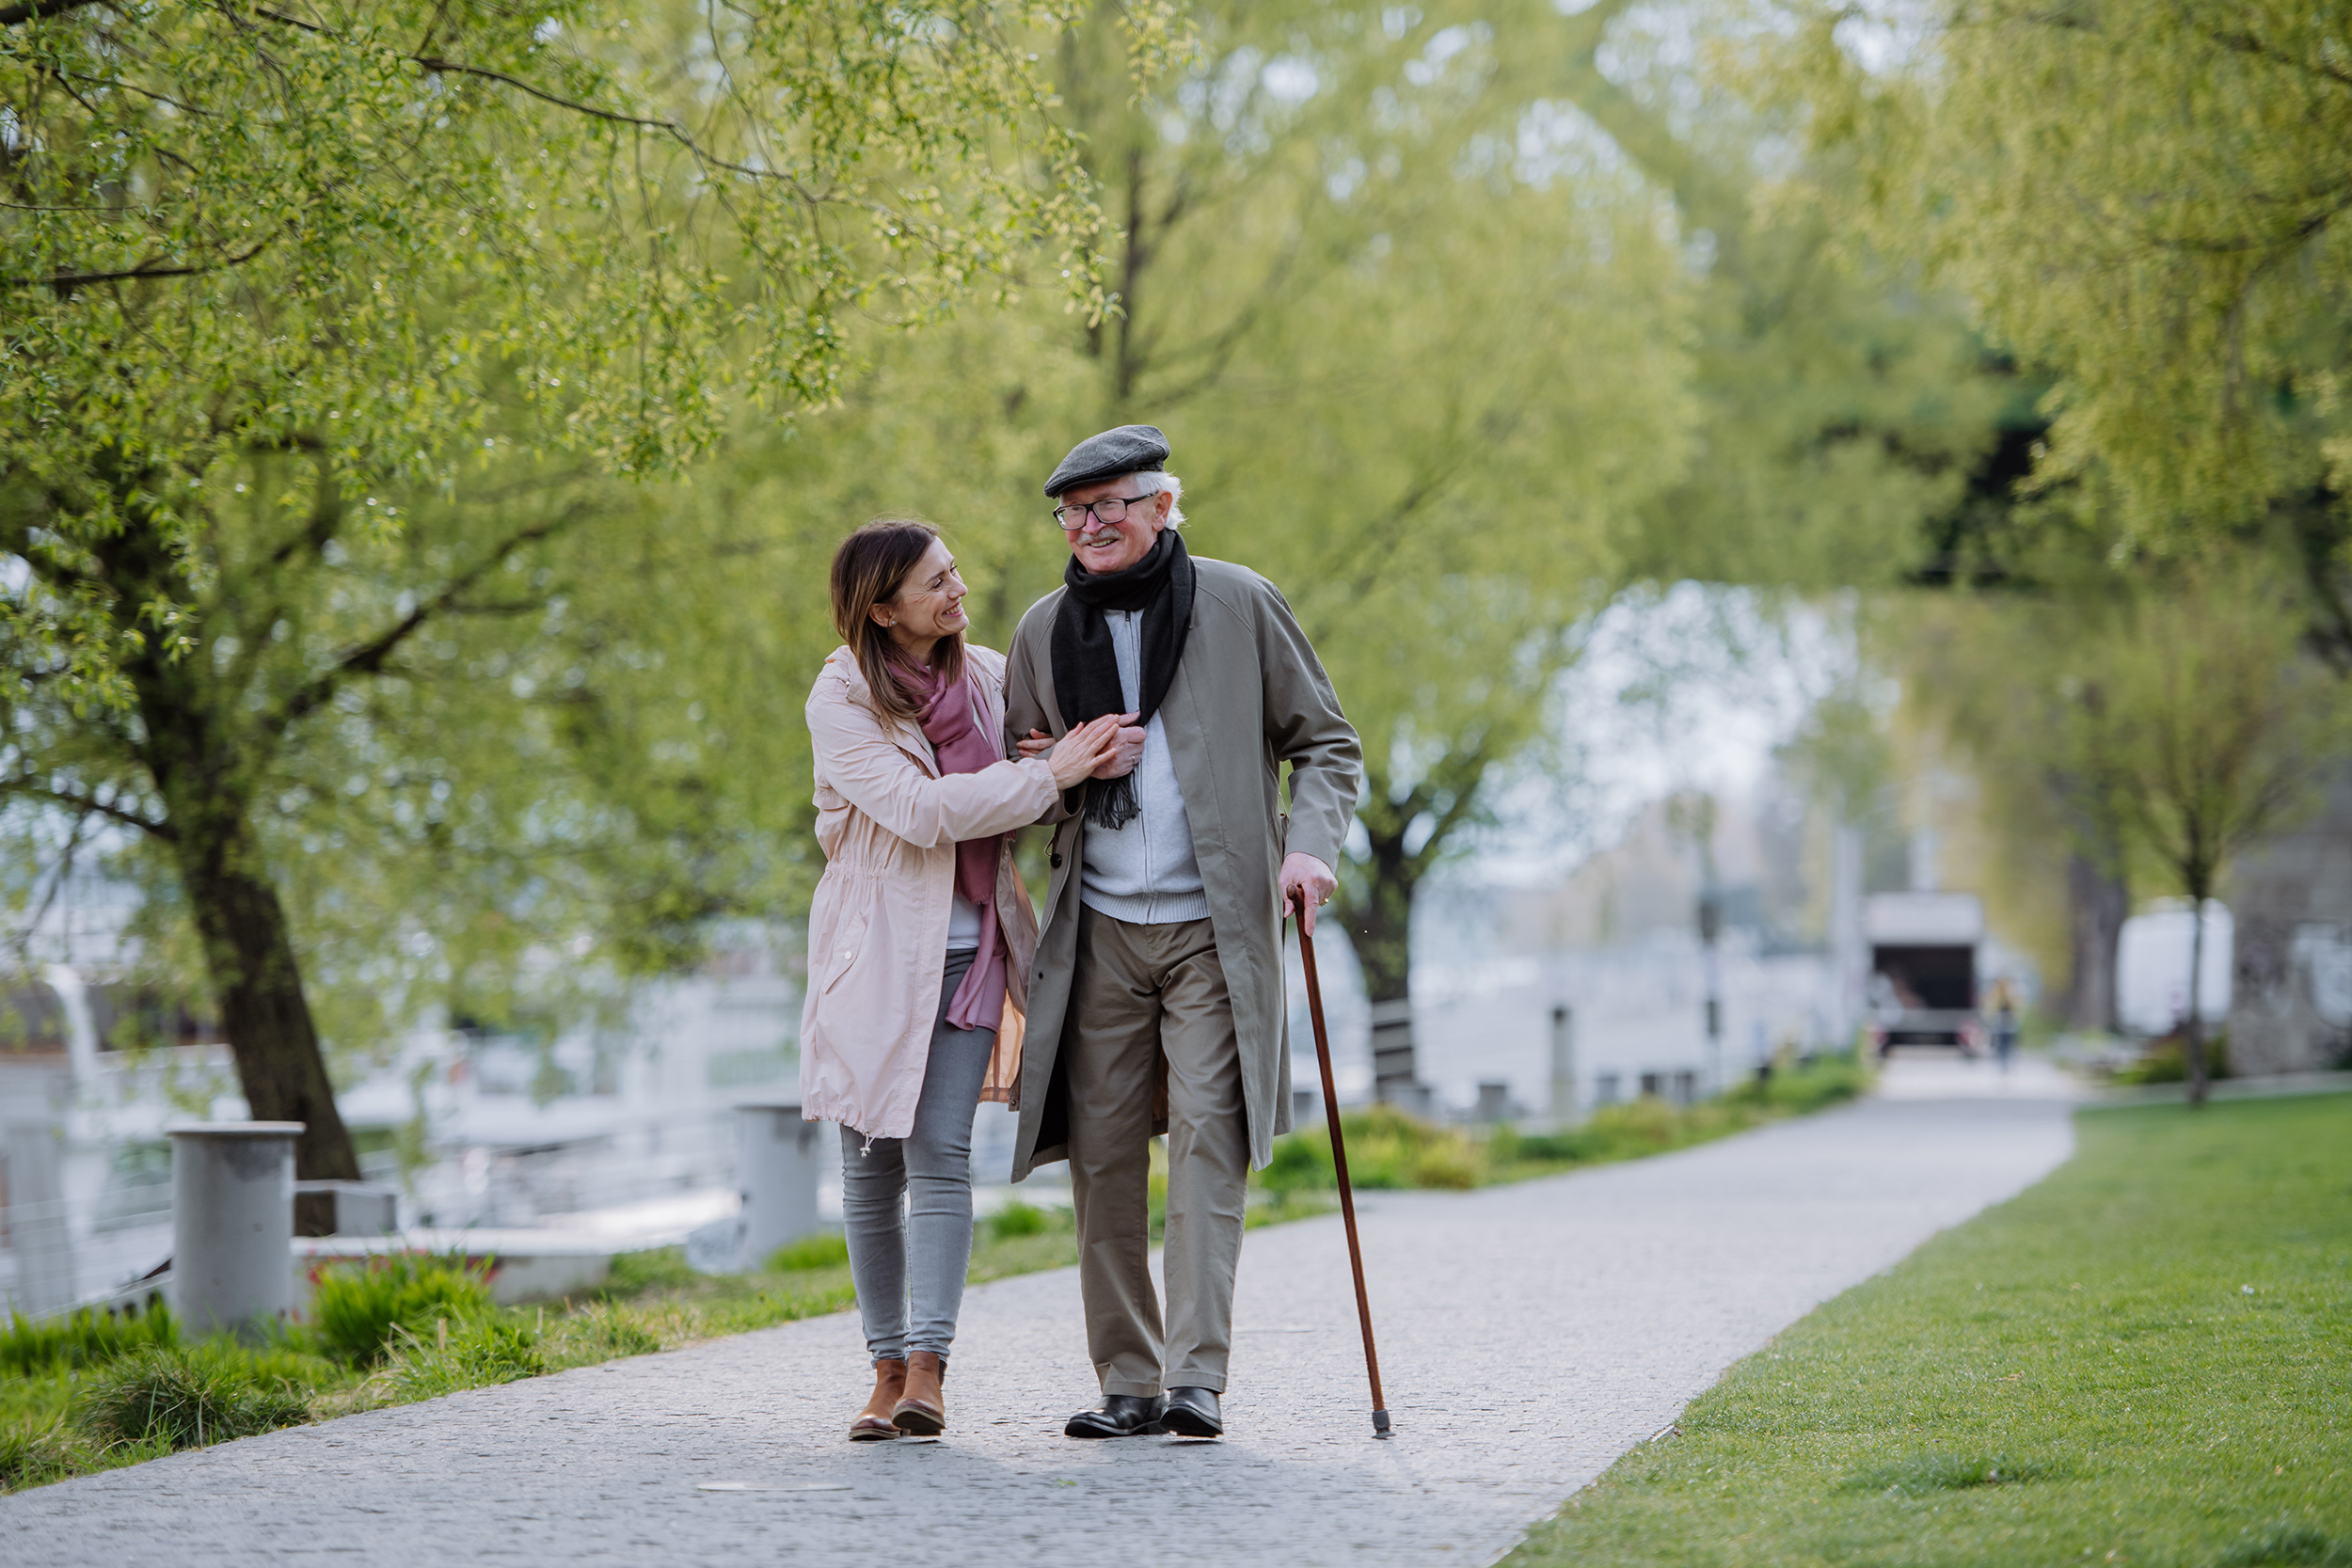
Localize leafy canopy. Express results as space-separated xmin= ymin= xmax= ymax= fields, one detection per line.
xmin=0 ymin=0 xmax=1145 ymax=707
xmin=1786 ymin=0 xmax=2352 ymax=549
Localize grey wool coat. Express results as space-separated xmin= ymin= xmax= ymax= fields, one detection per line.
xmin=1002 ymin=553 xmax=1363 ymax=1180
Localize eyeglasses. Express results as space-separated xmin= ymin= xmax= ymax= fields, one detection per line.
xmin=1051 ymin=493 xmax=1152 ymax=529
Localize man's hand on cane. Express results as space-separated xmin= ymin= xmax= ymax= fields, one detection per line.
xmin=1280 ymin=852 xmax=1337 ymax=935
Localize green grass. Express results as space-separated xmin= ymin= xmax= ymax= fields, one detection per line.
xmin=310 ymin=1253 xmax=497 ymax=1367
xmin=0 ymin=1302 xmax=177 ymax=1377
xmin=1502 ymin=1093 xmax=2352 ymax=1568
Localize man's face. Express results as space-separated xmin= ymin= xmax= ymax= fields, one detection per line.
xmin=1057 ymin=474 xmax=1171 ymax=575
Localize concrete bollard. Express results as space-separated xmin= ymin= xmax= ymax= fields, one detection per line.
xmin=1549 ymin=1005 xmax=1581 ymax=1129
xmin=736 ymin=1102 xmax=824 ymax=1270
xmin=169 ymin=1122 xmax=302 ymax=1339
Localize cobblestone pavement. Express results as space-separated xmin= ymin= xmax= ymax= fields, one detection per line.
xmin=1 ymin=1068 xmax=2076 ymax=1567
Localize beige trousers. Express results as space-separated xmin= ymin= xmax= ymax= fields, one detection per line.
xmin=1065 ymin=906 xmax=1250 ymax=1397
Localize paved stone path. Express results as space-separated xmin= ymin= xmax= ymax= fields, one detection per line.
xmin=2 ymin=1066 xmax=2077 ymax=1567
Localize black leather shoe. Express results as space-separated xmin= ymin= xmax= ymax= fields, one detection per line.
xmin=1064 ymin=1393 xmax=1166 ymax=1438
xmin=1160 ymin=1386 xmax=1222 ymax=1438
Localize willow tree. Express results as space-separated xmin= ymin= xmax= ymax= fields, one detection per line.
xmin=0 ymin=0 xmax=1161 ymax=1184
xmin=1788 ymin=0 xmax=2352 ymax=623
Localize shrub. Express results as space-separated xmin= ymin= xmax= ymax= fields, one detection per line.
xmin=1257 ymin=1104 xmax=1486 ymax=1192
xmin=387 ymin=1316 xmax=545 ymax=1400
xmin=1259 ymin=1131 xmax=1335 ymax=1194
xmin=74 ymin=1345 xmax=311 ymax=1450
xmin=2116 ymin=1032 xmax=2233 ymax=1085
xmin=0 ymin=1302 xmax=176 ymax=1377
xmin=598 ymin=1247 xmax=698 ymax=1297
xmin=311 ymin=1254 xmax=496 ymax=1367
xmin=766 ymin=1232 xmax=850 ymax=1272
xmin=1408 ymin=1141 xmax=1480 ymax=1189
xmin=988 ymin=1201 xmax=1048 ymax=1240
xmin=1763 ymin=1050 xmax=1871 ymax=1111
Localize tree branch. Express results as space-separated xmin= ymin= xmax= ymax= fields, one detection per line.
xmin=0 ymin=776 xmax=174 ymax=840
xmin=0 ymin=0 xmax=105 ymax=25
xmin=246 ymin=6 xmax=808 ymax=190
xmin=262 ymin=507 xmax=586 ymax=736
xmin=4 ymin=233 xmax=278 ymax=293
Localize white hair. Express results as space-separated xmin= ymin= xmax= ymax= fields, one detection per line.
xmin=1130 ymin=469 xmax=1186 ymax=528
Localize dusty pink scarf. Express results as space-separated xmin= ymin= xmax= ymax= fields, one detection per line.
xmin=907 ymin=661 xmax=1009 ymax=1033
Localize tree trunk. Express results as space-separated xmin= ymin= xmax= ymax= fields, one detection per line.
xmin=1338 ymin=829 xmax=1422 ymax=1106
xmin=171 ymin=811 xmax=364 ymax=1182
xmin=2065 ymin=849 xmax=2128 ymax=1033
xmin=119 ymin=584 xmax=362 ymax=1195
xmin=2185 ymin=895 xmax=2210 ymax=1108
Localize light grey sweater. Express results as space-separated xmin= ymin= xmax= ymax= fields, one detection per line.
xmin=1076 ymin=609 xmax=1210 ymax=925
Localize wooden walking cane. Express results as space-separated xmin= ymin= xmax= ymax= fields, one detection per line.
xmin=1296 ymin=915 xmax=1392 ymax=1437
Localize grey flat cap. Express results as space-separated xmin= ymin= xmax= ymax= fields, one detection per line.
xmin=1043 ymin=423 xmax=1168 ymax=497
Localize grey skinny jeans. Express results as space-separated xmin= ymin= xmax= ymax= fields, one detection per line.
xmin=839 ymin=947 xmax=994 ymax=1365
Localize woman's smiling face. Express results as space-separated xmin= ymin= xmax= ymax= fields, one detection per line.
xmin=875 ymin=537 xmax=968 ymax=654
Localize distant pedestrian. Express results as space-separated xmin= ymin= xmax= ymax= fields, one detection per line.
xmin=1990 ymin=980 xmax=2020 ymax=1073
xmin=801 ymin=521 xmax=1128 ymax=1442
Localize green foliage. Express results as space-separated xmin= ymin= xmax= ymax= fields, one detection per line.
xmin=2115 ymin=1033 xmax=2234 ymax=1087
xmin=73 ymin=1345 xmax=313 ymax=1451
xmin=1263 ymin=1055 xmax=1868 ymax=1196
xmin=1502 ymin=1095 xmax=2352 ymax=1568
xmin=0 ymin=1422 xmax=71 ymax=1491
xmin=1785 ymin=0 xmax=2352 ymax=552
xmin=1258 ymin=1104 xmax=1474 ymax=1193
xmin=310 ymin=1255 xmax=497 ymax=1367
xmin=599 ymin=1248 xmax=701 ymax=1297
xmin=765 ymin=1233 xmax=851 ymax=1273
xmin=543 ymin=1307 xmax=661 ymax=1366
xmin=987 ymin=1201 xmax=1049 ymax=1241
xmin=1719 ymin=1050 xmax=1873 ymax=1115
xmin=0 ymin=1304 xmax=176 ymax=1379
xmin=0 ymin=0 xmax=1180 ymax=1176
xmin=385 ymin=1316 xmax=546 ymax=1400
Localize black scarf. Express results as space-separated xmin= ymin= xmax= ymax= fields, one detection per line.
xmin=1051 ymin=528 xmax=1195 ymax=830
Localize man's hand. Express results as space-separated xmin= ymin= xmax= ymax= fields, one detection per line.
xmin=1020 ymin=721 xmax=1144 ymax=779
xmin=1280 ymin=852 xmax=1338 ymax=935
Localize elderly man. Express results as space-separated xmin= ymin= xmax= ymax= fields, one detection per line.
xmin=1004 ymin=423 xmax=1362 ymax=1439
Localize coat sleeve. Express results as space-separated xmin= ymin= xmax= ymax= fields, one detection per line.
xmin=807 ymin=678 xmax=1060 ymax=848
xmin=1253 ymin=580 xmax=1363 ymax=870
xmin=1004 ymin=599 xmax=1084 ymax=826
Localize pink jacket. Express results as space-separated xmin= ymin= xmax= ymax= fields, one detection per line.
xmin=800 ymin=643 xmax=1058 ymax=1140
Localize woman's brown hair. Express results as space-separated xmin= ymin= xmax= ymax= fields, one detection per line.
xmin=829 ymin=518 xmax=965 ymax=721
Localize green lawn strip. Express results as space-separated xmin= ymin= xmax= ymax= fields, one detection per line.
xmin=1502 ymin=1093 xmax=2352 ymax=1568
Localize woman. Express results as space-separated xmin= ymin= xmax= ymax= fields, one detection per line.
xmin=802 ymin=520 xmax=1127 ymax=1442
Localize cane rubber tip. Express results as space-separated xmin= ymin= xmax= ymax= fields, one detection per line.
xmin=1372 ymin=1410 xmax=1392 ymax=1437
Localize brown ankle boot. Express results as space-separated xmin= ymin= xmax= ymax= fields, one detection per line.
xmin=892 ymin=1351 xmax=946 ymax=1435
xmin=848 ymin=1358 xmax=906 ymax=1441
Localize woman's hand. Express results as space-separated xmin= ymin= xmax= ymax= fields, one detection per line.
xmin=1042 ymin=713 xmax=1134 ymax=791
xmin=1022 ymin=720 xmax=1146 ymax=780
